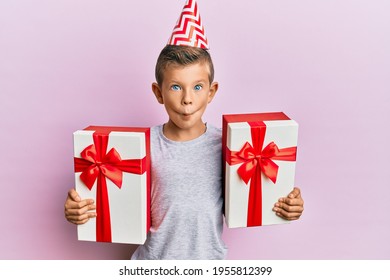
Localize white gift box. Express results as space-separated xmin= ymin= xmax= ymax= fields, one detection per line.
xmin=223 ymin=113 xmax=298 ymax=228
xmin=73 ymin=126 xmax=150 ymax=244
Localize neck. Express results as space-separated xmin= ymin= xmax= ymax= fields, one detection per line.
xmin=163 ymin=121 xmax=206 ymax=142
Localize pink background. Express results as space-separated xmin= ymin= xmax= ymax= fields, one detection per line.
xmin=1 ymin=0 xmax=389 ymax=259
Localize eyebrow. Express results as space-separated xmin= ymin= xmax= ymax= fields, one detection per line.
xmin=168 ymin=79 xmax=207 ymax=84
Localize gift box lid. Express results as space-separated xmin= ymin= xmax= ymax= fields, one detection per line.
xmin=82 ymin=125 xmax=149 ymax=134
xmin=223 ymin=112 xmax=290 ymax=123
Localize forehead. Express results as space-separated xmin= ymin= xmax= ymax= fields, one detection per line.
xmin=162 ymin=62 xmax=210 ymax=83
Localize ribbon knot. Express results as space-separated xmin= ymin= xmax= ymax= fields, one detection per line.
xmin=234 ymin=141 xmax=281 ymax=185
xmin=76 ymin=143 xmax=125 ymax=190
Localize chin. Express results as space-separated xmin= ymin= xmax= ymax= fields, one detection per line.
xmin=174 ymin=118 xmax=199 ymax=130
xmin=176 ymin=121 xmax=196 ymax=130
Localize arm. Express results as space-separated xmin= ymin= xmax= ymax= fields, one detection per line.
xmin=64 ymin=188 xmax=96 ymax=225
xmin=272 ymin=187 xmax=304 ymax=221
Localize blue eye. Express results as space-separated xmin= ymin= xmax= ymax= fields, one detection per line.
xmin=194 ymin=85 xmax=203 ymax=91
xmin=171 ymin=85 xmax=181 ymax=91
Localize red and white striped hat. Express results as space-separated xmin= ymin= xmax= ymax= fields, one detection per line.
xmin=167 ymin=0 xmax=209 ymax=49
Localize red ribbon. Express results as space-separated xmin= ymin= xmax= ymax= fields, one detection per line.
xmin=74 ymin=132 xmax=146 ymax=242
xmin=226 ymin=121 xmax=297 ymax=227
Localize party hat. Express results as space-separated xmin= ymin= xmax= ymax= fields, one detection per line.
xmin=168 ymin=0 xmax=209 ymax=49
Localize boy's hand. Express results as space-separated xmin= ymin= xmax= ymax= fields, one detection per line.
xmin=64 ymin=188 xmax=96 ymax=225
xmin=272 ymin=187 xmax=304 ymax=221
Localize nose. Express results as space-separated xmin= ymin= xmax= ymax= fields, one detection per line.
xmin=182 ymin=90 xmax=193 ymax=105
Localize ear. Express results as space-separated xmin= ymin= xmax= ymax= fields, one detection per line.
xmin=152 ymin=82 xmax=164 ymax=104
xmin=207 ymin=82 xmax=219 ymax=103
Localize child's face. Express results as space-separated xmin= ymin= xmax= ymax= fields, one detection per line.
xmin=152 ymin=62 xmax=218 ymax=133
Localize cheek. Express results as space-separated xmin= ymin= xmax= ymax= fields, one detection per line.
xmin=162 ymin=94 xmax=176 ymax=105
xmin=196 ymin=100 xmax=209 ymax=113
xmin=163 ymin=98 xmax=180 ymax=112
xmin=200 ymin=94 xmax=211 ymax=105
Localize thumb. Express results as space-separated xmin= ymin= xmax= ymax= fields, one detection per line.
xmin=288 ymin=187 xmax=301 ymax=199
xmin=68 ymin=188 xmax=81 ymax=202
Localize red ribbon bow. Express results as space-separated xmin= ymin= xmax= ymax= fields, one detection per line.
xmin=74 ymin=133 xmax=146 ymax=242
xmin=226 ymin=121 xmax=297 ymax=227
xmin=230 ymin=141 xmax=282 ymax=185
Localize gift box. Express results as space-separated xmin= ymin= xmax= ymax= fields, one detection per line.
xmin=73 ymin=126 xmax=150 ymax=244
xmin=222 ymin=112 xmax=298 ymax=228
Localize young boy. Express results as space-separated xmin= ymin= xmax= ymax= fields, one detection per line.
xmin=64 ymin=1 xmax=304 ymax=260
xmin=65 ymin=44 xmax=304 ymax=259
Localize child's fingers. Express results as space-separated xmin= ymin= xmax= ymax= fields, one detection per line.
xmin=64 ymin=201 xmax=96 ymax=226
xmin=66 ymin=212 xmax=96 ymax=225
xmin=274 ymin=208 xmax=303 ymax=221
xmin=65 ymin=202 xmax=96 ymax=216
xmin=274 ymin=188 xmax=304 ymax=220
xmin=75 ymin=199 xmax=95 ymax=209
xmin=272 ymin=206 xmax=303 ymax=221
xmin=278 ymin=197 xmax=304 ymax=206
xmin=65 ymin=198 xmax=95 ymax=212
xmin=273 ymin=202 xmax=304 ymax=214
xmin=64 ymin=190 xmax=96 ymax=225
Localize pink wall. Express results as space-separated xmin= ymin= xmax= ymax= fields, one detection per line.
xmin=1 ymin=0 xmax=389 ymax=259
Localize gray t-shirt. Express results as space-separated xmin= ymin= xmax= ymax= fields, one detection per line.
xmin=131 ymin=124 xmax=228 ymax=260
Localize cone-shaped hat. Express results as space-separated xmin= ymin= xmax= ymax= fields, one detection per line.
xmin=168 ymin=0 xmax=209 ymax=49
